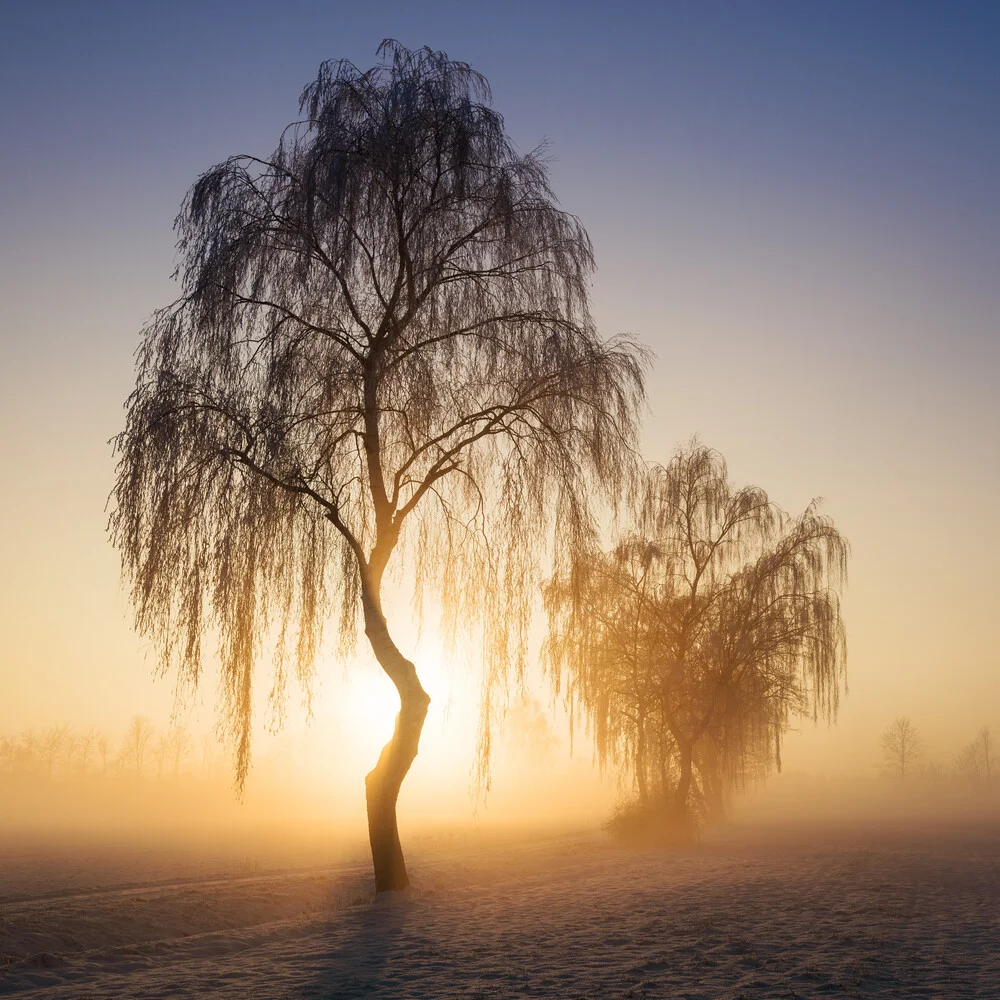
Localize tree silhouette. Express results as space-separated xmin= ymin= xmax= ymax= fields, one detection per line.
xmin=545 ymin=444 xmax=848 ymax=826
xmin=96 ymin=734 xmax=111 ymax=774
xmin=168 ymin=727 xmax=194 ymax=777
xmin=121 ymin=716 xmax=154 ymax=778
xmin=956 ymin=726 xmax=993 ymax=786
xmin=880 ymin=716 xmax=923 ymax=780
xmin=39 ymin=725 xmax=71 ymax=778
xmin=111 ymin=42 xmax=645 ymax=890
xmin=75 ymin=727 xmax=99 ymax=775
xmin=152 ymin=732 xmax=171 ymax=779
xmin=979 ymin=726 xmax=994 ymax=782
xmin=505 ymin=696 xmax=559 ymax=763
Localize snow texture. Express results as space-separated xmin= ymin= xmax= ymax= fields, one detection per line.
xmin=2 ymin=823 xmax=998 ymax=998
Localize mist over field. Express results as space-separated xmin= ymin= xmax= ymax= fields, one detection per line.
xmin=3 ymin=765 xmax=999 ymax=997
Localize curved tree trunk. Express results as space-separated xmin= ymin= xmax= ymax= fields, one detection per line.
xmin=362 ymin=591 xmax=430 ymax=893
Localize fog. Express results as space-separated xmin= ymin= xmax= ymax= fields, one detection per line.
xmin=3 ymin=709 xmax=996 ymax=845
xmin=4 ymin=696 xmax=998 ymax=997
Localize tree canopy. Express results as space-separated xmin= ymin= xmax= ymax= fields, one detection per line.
xmin=111 ymin=41 xmax=646 ymax=888
xmin=544 ymin=444 xmax=848 ymax=825
xmin=880 ymin=716 xmax=924 ymax=780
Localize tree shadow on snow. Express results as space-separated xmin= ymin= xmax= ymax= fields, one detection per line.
xmin=305 ymin=890 xmax=423 ymax=998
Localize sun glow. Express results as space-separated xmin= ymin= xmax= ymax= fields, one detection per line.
xmin=345 ymin=663 xmax=399 ymax=740
xmin=325 ymin=630 xmax=479 ymax=789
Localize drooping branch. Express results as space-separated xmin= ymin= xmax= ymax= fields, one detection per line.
xmin=544 ymin=443 xmax=847 ymax=818
xmin=111 ymin=40 xmax=647 ymax=791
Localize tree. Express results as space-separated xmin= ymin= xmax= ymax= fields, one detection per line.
xmin=981 ymin=726 xmax=994 ymax=781
xmin=152 ymin=733 xmax=171 ymax=779
xmin=111 ymin=42 xmax=645 ymax=891
xmin=16 ymin=730 xmax=40 ymax=774
xmin=122 ymin=716 xmax=155 ymax=778
xmin=505 ymin=696 xmax=559 ymax=763
xmin=168 ymin=726 xmax=194 ymax=777
xmin=39 ymin=725 xmax=72 ymax=778
xmin=96 ymin=734 xmax=111 ymax=774
xmin=545 ymin=444 xmax=848 ymax=825
xmin=201 ymin=732 xmax=217 ymax=778
xmin=75 ymin=727 xmax=99 ymax=776
xmin=880 ymin=716 xmax=923 ymax=780
xmin=956 ymin=726 xmax=993 ymax=786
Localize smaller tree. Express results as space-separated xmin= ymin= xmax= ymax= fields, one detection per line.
xmin=956 ymin=726 xmax=994 ymax=787
xmin=545 ymin=444 xmax=848 ymax=824
xmin=17 ymin=731 xmax=41 ymax=774
xmin=201 ymin=732 xmax=218 ymax=778
xmin=75 ymin=727 xmax=99 ymax=776
xmin=152 ymin=733 xmax=171 ymax=779
xmin=96 ymin=734 xmax=111 ymax=774
xmin=979 ymin=726 xmax=994 ymax=782
xmin=505 ymin=697 xmax=559 ymax=763
xmin=168 ymin=727 xmax=194 ymax=777
xmin=880 ymin=716 xmax=923 ymax=780
xmin=122 ymin=716 xmax=155 ymax=778
xmin=39 ymin=725 xmax=72 ymax=778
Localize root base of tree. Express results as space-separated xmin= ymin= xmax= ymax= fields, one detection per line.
xmin=604 ymin=799 xmax=702 ymax=848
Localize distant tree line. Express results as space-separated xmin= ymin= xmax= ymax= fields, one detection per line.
xmin=879 ymin=716 xmax=996 ymax=787
xmin=0 ymin=716 xmax=216 ymax=781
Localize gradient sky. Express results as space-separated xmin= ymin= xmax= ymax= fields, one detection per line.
xmin=1 ymin=2 xmax=998 ymax=790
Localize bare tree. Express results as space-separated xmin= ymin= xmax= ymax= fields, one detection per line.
xmin=110 ymin=42 xmax=645 ymax=891
xmin=880 ymin=716 xmax=924 ymax=780
xmin=96 ymin=734 xmax=111 ymax=774
xmin=168 ymin=727 xmax=194 ymax=777
xmin=152 ymin=733 xmax=171 ymax=779
xmin=39 ymin=725 xmax=72 ymax=778
xmin=16 ymin=730 xmax=40 ymax=774
xmin=504 ymin=696 xmax=559 ymax=764
xmin=75 ymin=727 xmax=99 ymax=776
xmin=546 ymin=444 xmax=848 ymax=825
xmin=121 ymin=716 xmax=155 ymax=778
xmin=956 ymin=726 xmax=994 ymax=786
xmin=201 ymin=732 xmax=218 ymax=778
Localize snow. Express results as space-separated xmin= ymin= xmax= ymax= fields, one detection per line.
xmin=2 ymin=821 xmax=998 ymax=997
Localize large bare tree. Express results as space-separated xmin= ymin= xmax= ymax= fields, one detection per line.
xmin=111 ymin=42 xmax=645 ymax=891
xmin=880 ymin=716 xmax=924 ymax=780
xmin=545 ymin=444 xmax=848 ymax=825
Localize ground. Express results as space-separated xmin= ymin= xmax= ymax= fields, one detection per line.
xmin=1 ymin=820 xmax=998 ymax=998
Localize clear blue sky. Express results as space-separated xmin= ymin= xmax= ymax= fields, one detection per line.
xmin=1 ymin=2 xmax=998 ymax=769
xmin=2 ymin=2 xmax=998 ymax=387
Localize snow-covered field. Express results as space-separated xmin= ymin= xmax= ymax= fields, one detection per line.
xmin=2 ymin=820 xmax=998 ymax=998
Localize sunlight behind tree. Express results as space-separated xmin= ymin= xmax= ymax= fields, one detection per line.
xmin=110 ymin=41 xmax=646 ymax=890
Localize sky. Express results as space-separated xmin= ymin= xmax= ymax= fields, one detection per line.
xmin=1 ymin=1 xmax=998 ymax=806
